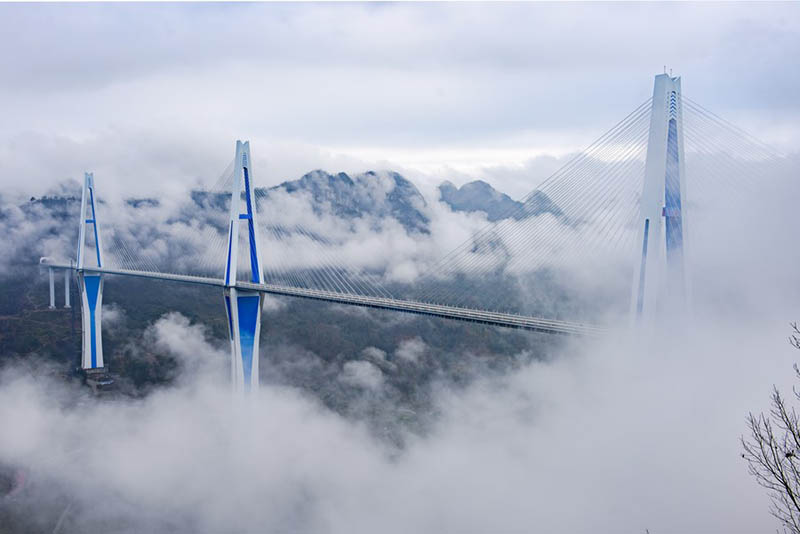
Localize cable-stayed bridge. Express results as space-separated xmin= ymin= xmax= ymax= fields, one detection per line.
xmin=39 ymin=73 xmax=793 ymax=391
xmin=42 ymin=264 xmax=604 ymax=336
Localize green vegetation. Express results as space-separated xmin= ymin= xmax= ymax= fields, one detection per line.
xmin=1 ymin=267 xmax=564 ymax=435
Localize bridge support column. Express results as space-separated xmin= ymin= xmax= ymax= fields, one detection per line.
xmin=64 ymin=268 xmax=71 ymax=308
xmin=631 ymin=73 xmax=688 ymax=323
xmin=48 ymin=268 xmax=56 ymax=309
xmin=223 ymin=141 xmax=266 ymax=392
xmin=79 ymin=273 xmax=104 ymax=369
xmin=76 ymin=172 xmax=106 ymax=371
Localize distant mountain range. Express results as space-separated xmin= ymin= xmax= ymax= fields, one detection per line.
xmin=266 ymin=170 xmax=430 ymax=234
xmin=26 ymin=171 xmax=562 ymax=236
xmin=439 ymin=180 xmax=519 ymax=222
xmin=262 ymin=171 xmax=563 ymax=232
xmin=439 ymin=180 xmax=563 ymax=222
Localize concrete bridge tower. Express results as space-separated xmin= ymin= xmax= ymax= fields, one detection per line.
xmin=223 ymin=141 xmax=266 ymax=392
xmin=76 ymin=172 xmax=106 ymax=371
xmin=631 ymin=73 xmax=689 ymax=323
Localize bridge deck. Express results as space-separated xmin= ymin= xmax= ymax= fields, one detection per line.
xmin=41 ymin=262 xmax=604 ymax=337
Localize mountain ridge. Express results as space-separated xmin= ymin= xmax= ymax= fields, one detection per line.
xmin=24 ymin=171 xmax=563 ymax=236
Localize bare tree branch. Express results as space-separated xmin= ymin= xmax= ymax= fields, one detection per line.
xmin=742 ymin=324 xmax=800 ymax=534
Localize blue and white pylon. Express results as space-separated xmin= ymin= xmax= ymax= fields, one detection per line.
xmin=631 ymin=73 xmax=690 ymax=323
xmin=224 ymin=141 xmax=266 ymax=392
xmin=77 ymin=172 xmax=105 ymax=369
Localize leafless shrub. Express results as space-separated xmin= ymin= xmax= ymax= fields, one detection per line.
xmin=742 ymin=323 xmax=800 ymax=533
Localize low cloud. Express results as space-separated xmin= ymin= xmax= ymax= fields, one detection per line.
xmin=340 ymin=360 xmax=384 ymax=391
xmin=0 ymin=307 xmax=796 ymax=533
xmin=395 ymin=337 xmax=426 ymax=364
xmin=101 ymin=303 xmax=126 ymax=329
xmin=262 ymin=294 xmax=287 ymax=313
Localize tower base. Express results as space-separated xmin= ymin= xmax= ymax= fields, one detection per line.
xmin=82 ymin=367 xmax=114 ymax=395
xmin=224 ymin=288 xmax=263 ymax=392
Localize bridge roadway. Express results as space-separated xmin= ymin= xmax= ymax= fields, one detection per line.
xmin=42 ymin=262 xmax=604 ymax=337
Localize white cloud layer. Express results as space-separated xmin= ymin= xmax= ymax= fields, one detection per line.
xmin=0 ymin=308 xmax=797 ymax=533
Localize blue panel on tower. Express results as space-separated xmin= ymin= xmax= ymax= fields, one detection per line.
xmin=664 ymin=117 xmax=684 ymax=262
xmin=243 ymin=167 xmax=260 ymax=283
xmin=224 ymin=295 xmax=233 ymax=340
xmin=237 ymin=295 xmax=260 ymax=388
xmin=225 ymin=221 xmax=233 ymax=285
xmin=247 ymin=221 xmax=259 ymax=283
xmin=84 ymin=275 xmax=101 ymax=368
xmin=89 ymin=188 xmax=101 ymax=267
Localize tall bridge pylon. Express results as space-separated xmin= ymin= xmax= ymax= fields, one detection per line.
xmin=631 ymin=73 xmax=689 ymax=323
xmin=76 ymin=172 xmax=105 ymax=370
xmin=224 ymin=141 xmax=265 ymax=392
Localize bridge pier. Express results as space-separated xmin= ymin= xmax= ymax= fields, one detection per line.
xmin=64 ymin=268 xmax=71 ymax=308
xmin=78 ymin=273 xmax=104 ymax=369
xmin=631 ymin=73 xmax=689 ymax=323
xmin=48 ymin=268 xmax=56 ymax=309
xmin=47 ymin=266 xmax=73 ymax=309
xmin=223 ymin=141 xmax=266 ymax=393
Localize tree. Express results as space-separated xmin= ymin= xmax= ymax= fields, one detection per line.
xmin=742 ymin=323 xmax=800 ymax=533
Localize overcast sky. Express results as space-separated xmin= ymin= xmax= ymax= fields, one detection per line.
xmin=1 ymin=2 xmax=798 ymax=199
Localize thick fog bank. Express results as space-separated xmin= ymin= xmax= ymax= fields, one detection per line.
xmin=0 ymin=309 xmax=795 ymax=533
